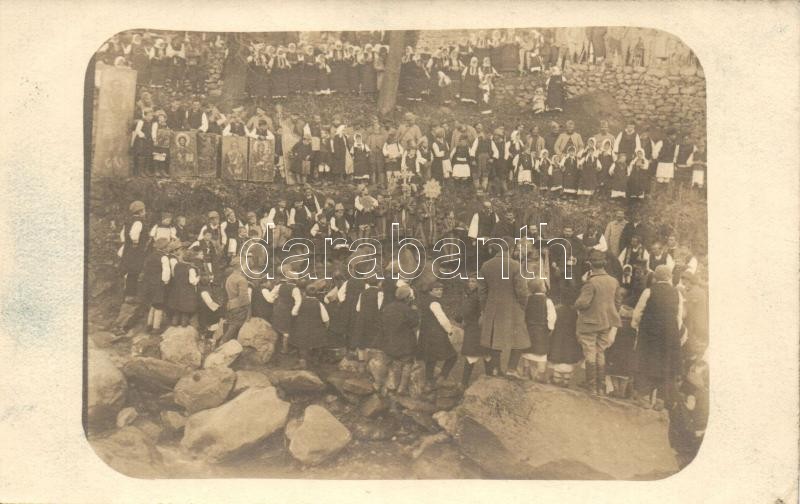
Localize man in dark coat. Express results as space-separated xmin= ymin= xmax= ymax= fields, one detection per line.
xmin=478 ymin=241 xmax=530 ymax=375
xmin=632 ymin=265 xmax=683 ymax=409
xmin=574 ymin=252 xmax=621 ymax=395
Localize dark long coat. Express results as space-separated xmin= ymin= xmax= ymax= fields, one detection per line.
xmin=478 ymin=255 xmax=530 ymax=350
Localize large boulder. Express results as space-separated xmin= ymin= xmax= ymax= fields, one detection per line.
xmin=445 ymin=377 xmax=679 ymax=480
xmin=174 ymin=367 xmax=236 ymax=414
xmin=181 ymin=387 xmax=290 ymax=462
xmin=87 ymin=350 xmax=128 ymax=431
xmin=232 ymin=370 xmax=272 ymax=394
xmin=268 ymin=370 xmax=326 ymax=393
xmin=159 ymin=326 xmax=202 ymax=368
xmin=237 ymin=317 xmax=278 ymax=364
xmin=122 ymin=357 xmax=190 ymax=391
xmin=90 ymin=426 xmax=164 ymax=478
xmin=203 ymin=340 xmax=243 ymax=369
xmin=286 ymin=405 xmax=352 ymax=465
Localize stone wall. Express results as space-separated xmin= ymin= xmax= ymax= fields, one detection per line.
xmin=562 ymin=63 xmax=706 ymax=139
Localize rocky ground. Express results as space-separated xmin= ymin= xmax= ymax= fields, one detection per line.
xmin=87 ymin=311 xmax=680 ymax=480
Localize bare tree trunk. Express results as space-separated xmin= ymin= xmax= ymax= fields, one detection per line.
xmin=377 ymin=30 xmax=406 ymax=116
xmin=220 ymin=33 xmax=250 ymax=111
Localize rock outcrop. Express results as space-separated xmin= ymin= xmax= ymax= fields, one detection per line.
xmin=286 ymin=405 xmax=352 ymax=465
xmin=87 ymin=350 xmax=128 ymax=431
xmin=237 ymin=317 xmax=278 ymax=364
xmin=174 ymin=367 xmax=236 ymax=414
xmin=159 ymin=326 xmax=202 ymax=369
xmin=181 ymin=387 xmax=290 ymax=462
xmin=440 ymin=377 xmax=679 ymax=480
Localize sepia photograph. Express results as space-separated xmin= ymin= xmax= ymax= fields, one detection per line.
xmin=83 ymin=26 xmax=711 ymax=480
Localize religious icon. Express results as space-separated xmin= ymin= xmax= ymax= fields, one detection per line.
xmin=248 ymin=137 xmax=275 ymax=182
xmin=222 ymin=136 xmax=247 ymax=180
xmin=197 ymin=133 xmax=220 ymax=178
xmin=169 ymin=131 xmax=197 ymax=176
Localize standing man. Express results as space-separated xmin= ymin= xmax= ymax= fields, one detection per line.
xmin=478 ymin=240 xmax=530 ymax=376
xmin=468 ymin=200 xmax=500 ymax=269
xmin=613 ymin=122 xmax=641 ymax=160
xmin=221 ymin=258 xmax=250 ymax=345
xmin=112 ymin=200 xmax=149 ymax=336
xmin=603 ymin=209 xmax=628 ymax=257
xmin=593 ymin=120 xmax=615 ymax=151
xmin=554 ymin=119 xmax=584 ymax=155
xmin=574 ymin=252 xmax=621 ymax=395
xmin=631 ymin=265 xmax=683 ymax=409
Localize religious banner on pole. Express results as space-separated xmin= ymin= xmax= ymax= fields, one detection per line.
xmin=92 ymin=64 xmax=137 ymax=178
xmin=169 ymin=131 xmax=198 ymax=176
xmin=248 ymin=137 xmax=275 ymax=182
xmin=221 ymin=135 xmax=248 ymax=180
xmin=196 ymin=133 xmax=220 ymax=178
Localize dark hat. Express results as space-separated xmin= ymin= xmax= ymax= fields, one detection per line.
xmin=129 ymin=200 xmax=145 ymax=213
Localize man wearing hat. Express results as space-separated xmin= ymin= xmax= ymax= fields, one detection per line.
xmin=397 ymin=112 xmax=422 ymax=148
xmin=112 ymin=200 xmax=149 ymax=335
xmin=139 ymin=237 xmax=172 ymax=335
xmin=478 ymin=238 xmax=530 ymax=376
xmin=221 ymin=257 xmax=251 ymax=345
xmin=631 ymin=264 xmax=684 ymax=409
xmin=574 ymin=252 xmax=622 ymax=395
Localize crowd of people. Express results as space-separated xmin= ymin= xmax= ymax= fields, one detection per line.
xmin=112 ymin=193 xmax=708 ymax=461
xmin=129 ymin=96 xmax=707 ymax=197
xmin=103 ymin=29 xmax=708 ymax=467
xmin=100 ymin=27 xmax=698 ymax=116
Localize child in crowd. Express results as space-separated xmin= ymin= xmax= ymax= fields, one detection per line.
xmin=418 ymin=282 xmax=458 ymax=389
xmin=522 ymin=279 xmax=557 ymax=382
xmin=455 ymin=276 xmax=490 ymax=388
xmin=352 ymin=275 xmax=383 ymax=361
xmin=291 ymin=283 xmax=330 ymax=369
xmin=167 ymin=247 xmax=199 ymax=327
xmin=609 ymin=151 xmax=629 ymax=199
xmin=380 ymin=284 xmax=418 ymax=396
xmin=150 ymin=212 xmax=177 ymax=241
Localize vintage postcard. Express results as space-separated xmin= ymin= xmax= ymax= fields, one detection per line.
xmin=0 ymin=1 xmax=798 ymax=503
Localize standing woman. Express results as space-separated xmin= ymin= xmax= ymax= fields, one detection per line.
xmin=598 ymin=139 xmax=615 ymax=195
xmin=270 ymin=47 xmax=290 ymax=100
xmin=430 ymin=127 xmax=450 ymax=183
xmin=315 ymin=53 xmax=331 ymax=96
xmin=374 ymin=45 xmax=387 ymax=92
xmin=447 ymin=47 xmax=464 ymax=100
xmin=329 ymin=41 xmax=348 ymax=94
xmin=269 ymin=265 xmax=302 ymax=354
xmin=360 ymin=44 xmax=378 ymax=96
xmin=578 ymin=138 xmax=601 ymax=197
xmin=545 ymin=66 xmax=566 ymax=112
xmin=301 ymin=45 xmax=317 ymax=95
xmin=149 ymin=38 xmax=169 ymax=88
xmin=286 ymin=42 xmax=301 ymax=93
xmin=331 ymin=125 xmax=349 ymax=183
xmin=627 ymin=148 xmax=649 ymax=199
xmin=460 ymin=57 xmax=481 ymax=104
xmin=347 ymin=45 xmax=362 ymax=95
xmin=253 ymin=46 xmax=272 ymax=104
